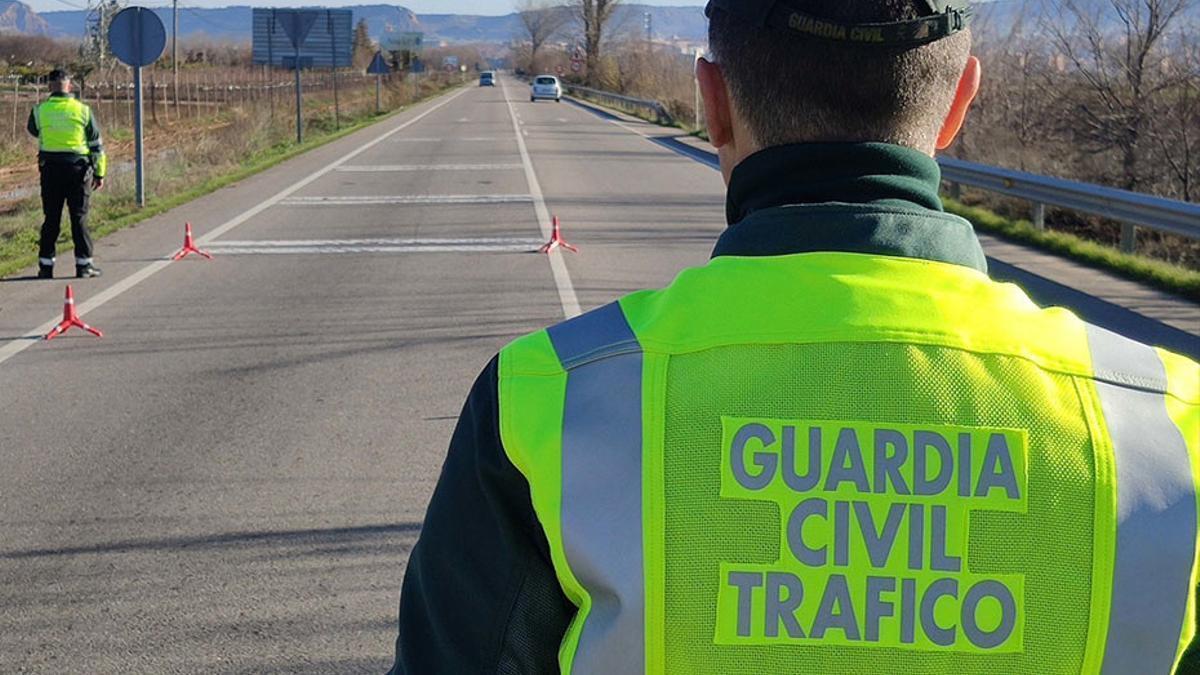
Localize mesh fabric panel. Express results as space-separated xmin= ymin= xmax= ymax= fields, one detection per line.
xmin=661 ymin=342 xmax=1094 ymax=674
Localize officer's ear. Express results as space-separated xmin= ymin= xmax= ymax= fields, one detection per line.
xmin=936 ymin=55 xmax=980 ymax=151
xmin=696 ymin=57 xmax=734 ymax=149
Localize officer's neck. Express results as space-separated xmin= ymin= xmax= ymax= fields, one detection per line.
xmin=724 ymin=143 xmax=945 ymax=225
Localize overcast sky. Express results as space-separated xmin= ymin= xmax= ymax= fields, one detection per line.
xmin=33 ymin=0 xmax=703 ymax=15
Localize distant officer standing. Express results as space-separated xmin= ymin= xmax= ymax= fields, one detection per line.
xmin=28 ymin=68 xmax=106 ymax=279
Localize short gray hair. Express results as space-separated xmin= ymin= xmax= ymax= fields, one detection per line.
xmin=708 ymin=1 xmax=971 ymax=151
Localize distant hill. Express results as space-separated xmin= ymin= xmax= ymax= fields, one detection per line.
xmin=37 ymin=1 xmax=1197 ymax=46
xmin=38 ymin=3 xmax=708 ymax=44
xmin=0 ymin=0 xmax=49 ymax=35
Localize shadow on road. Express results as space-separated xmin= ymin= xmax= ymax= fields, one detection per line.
xmin=989 ymin=259 xmax=1200 ymax=359
xmin=0 ymin=522 xmax=422 ymax=560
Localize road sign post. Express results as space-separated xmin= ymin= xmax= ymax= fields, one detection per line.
xmin=367 ymin=51 xmax=389 ymax=114
xmin=133 ymin=65 xmax=143 ymax=202
xmin=328 ymin=12 xmax=339 ymax=130
xmin=294 ymin=52 xmax=302 ymax=142
xmin=108 ymin=6 xmax=166 ymax=208
xmin=275 ymin=10 xmax=318 ymax=144
xmin=694 ymin=48 xmax=704 ymax=133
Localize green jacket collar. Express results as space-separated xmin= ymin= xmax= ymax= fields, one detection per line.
xmin=712 ymin=142 xmax=987 ymax=273
xmin=48 ymin=92 xmax=73 ymax=98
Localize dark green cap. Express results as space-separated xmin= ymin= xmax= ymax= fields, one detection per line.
xmin=704 ymin=0 xmax=972 ymax=47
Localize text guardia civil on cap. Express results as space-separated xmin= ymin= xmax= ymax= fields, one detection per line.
xmin=705 ymin=0 xmax=973 ymax=47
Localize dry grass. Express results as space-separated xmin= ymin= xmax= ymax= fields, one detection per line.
xmin=0 ymin=69 xmax=460 ymax=277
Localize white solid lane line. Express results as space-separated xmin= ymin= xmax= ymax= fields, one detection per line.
xmin=500 ymin=76 xmax=582 ymax=319
xmin=279 ymin=195 xmax=534 ymax=206
xmin=0 ymin=87 xmax=470 ymax=368
xmin=206 ymin=244 xmax=541 ymax=255
xmin=566 ymin=97 xmax=721 ymax=170
xmin=212 ymin=237 xmax=544 ymax=247
xmin=335 ymin=164 xmax=523 ymax=172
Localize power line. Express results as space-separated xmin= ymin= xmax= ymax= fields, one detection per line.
xmin=179 ymin=3 xmax=228 ymax=30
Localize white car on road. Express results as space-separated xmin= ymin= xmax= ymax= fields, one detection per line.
xmin=530 ymin=75 xmax=562 ymax=102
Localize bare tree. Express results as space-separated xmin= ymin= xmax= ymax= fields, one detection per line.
xmin=516 ymin=0 xmax=570 ymax=73
xmin=352 ymin=19 xmax=375 ymax=71
xmin=1147 ymin=21 xmax=1199 ymax=201
xmin=1043 ymin=0 xmax=1195 ymax=191
xmin=964 ymin=1 xmax=1061 ymax=170
xmin=578 ymin=0 xmax=621 ymax=86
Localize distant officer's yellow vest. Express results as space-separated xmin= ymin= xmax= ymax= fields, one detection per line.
xmin=34 ymin=96 xmax=93 ymax=155
xmin=33 ymin=95 xmax=106 ymax=177
xmin=499 ymin=252 xmax=1200 ymax=674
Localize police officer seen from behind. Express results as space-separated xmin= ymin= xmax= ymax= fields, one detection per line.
xmin=29 ymin=68 xmax=106 ymax=279
xmin=390 ymin=1 xmax=1200 ymax=673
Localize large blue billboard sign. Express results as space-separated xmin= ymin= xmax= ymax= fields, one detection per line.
xmin=252 ymin=8 xmax=352 ymax=69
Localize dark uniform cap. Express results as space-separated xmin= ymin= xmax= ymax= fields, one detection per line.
xmin=47 ymin=69 xmax=68 ymax=82
xmin=704 ymin=0 xmax=972 ymax=47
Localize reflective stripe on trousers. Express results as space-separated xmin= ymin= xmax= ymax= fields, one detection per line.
xmin=1087 ymin=324 xmax=1197 ymax=675
xmin=548 ymin=302 xmax=645 ymax=674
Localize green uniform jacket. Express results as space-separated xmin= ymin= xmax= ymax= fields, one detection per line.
xmin=389 ymin=143 xmax=1199 ymax=674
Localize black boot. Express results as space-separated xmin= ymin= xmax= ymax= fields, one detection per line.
xmin=37 ymin=264 xmax=53 ymax=279
xmin=76 ymin=264 xmax=102 ymax=278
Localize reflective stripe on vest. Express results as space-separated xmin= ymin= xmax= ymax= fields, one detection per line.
xmin=1086 ymin=324 xmax=1198 ymax=675
xmin=547 ymin=302 xmax=645 ymax=674
xmin=505 ymin=254 xmax=1199 ymax=673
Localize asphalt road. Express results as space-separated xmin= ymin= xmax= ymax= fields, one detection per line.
xmin=0 ymin=75 xmax=1196 ymax=673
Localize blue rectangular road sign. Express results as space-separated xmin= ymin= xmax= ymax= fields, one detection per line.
xmin=252 ymin=8 xmax=352 ymax=68
xmin=281 ymin=56 xmax=315 ymax=71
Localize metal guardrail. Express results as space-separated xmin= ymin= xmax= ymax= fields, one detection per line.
xmin=938 ymin=158 xmax=1200 ymax=253
xmin=565 ymin=86 xmax=1200 ymax=255
xmin=565 ymin=85 xmax=674 ymax=126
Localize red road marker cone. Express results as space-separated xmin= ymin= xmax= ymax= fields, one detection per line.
xmin=539 ymin=216 xmax=579 ymax=254
xmin=170 ymin=222 xmax=213 ymax=261
xmin=44 ymin=285 xmax=103 ymax=341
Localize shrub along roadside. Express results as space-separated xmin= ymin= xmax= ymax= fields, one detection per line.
xmin=0 ymin=80 xmax=463 ymax=280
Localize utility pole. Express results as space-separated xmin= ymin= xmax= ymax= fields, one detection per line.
xmin=172 ymin=0 xmax=179 ymax=108
xmin=97 ymin=2 xmax=105 ymax=72
xmin=644 ymin=12 xmax=652 ymax=42
xmin=694 ymin=48 xmax=701 ymax=132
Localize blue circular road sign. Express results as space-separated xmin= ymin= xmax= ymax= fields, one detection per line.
xmin=108 ymin=7 xmax=166 ymax=68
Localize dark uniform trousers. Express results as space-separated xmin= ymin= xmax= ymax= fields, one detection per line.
xmin=38 ymin=159 xmax=93 ymax=263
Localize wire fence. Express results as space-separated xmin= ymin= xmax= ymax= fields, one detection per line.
xmin=0 ymin=66 xmax=457 ymax=217
xmin=0 ymin=66 xmax=410 ymax=147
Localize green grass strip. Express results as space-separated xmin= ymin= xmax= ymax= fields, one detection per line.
xmin=0 ymin=84 xmax=463 ymax=280
xmin=944 ymin=198 xmax=1200 ymax=302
